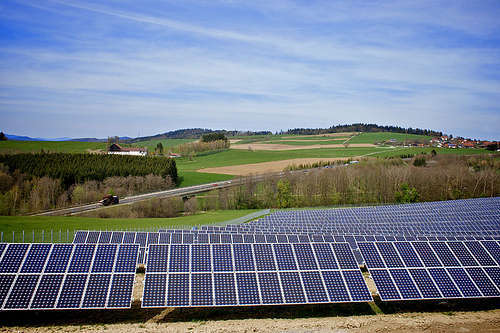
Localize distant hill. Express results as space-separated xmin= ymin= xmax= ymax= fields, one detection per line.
xmin=285 ymin=123 xmax=444 ymax=137
xmin=70 ymin=137 xmax=132 ymax=143
xmin=5 ymin=134 xmax=72 ymax=141
xmin=128 ymin=129 xmax=271 ymax=143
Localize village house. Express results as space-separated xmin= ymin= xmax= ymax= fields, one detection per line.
xmin=107 ymin=143 xmax=147 ymax=156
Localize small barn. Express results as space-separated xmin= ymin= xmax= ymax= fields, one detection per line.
xmin=108 ymin=143 xmax=147 ymax=156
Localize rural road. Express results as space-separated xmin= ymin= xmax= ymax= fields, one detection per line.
xmin=31 ymin=163 xmax=355 ymax=217
xmin=31 ymin=179 xmax=243 ymax=216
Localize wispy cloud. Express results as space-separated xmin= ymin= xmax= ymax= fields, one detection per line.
xmin=1 ymin=0 xmax=499 ymax=139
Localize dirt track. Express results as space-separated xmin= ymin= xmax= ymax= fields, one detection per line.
xmin=231 ymin=143 xmax=375 ymax=151
xmin=198 ymin=158 xmax=350 ymax=176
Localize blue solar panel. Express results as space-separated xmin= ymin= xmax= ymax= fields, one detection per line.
xmin=82 ymin=274 xmax=111 ymax=308
xmin=110 ymin=231 xmax=124 ymax=243
xmin=481 ymin=241 xmax=500 ymax=265
xmin=274 ymin=243 xmax=297 ymax=270
xmin=428 ymin=268 xmax=462 ymax=298
xmin=115 ymin=244 xmax=139 ymax=273
xmin=191 ymin=273 xmax=213 ymax=306
xmin=376 ymin=243 xmax=404 ymax=268
xmin=412 ymin=242 xmax=442 ymax=267
xmin=0 ymin=274 xmax=15 ymax=308
xmin=233 ymin=244 xmax=254 ymax=271
xmin=394 ymin=242 xmax=423 ymax=267
xmin=92 ymin=244 xmax=117 ymax=273
xmin=30 ymin=274 xmax=64 ymax=309
xmin=213 ymin=244 xmax=233 ymax=272
xmin=57 ymin=274 xmax=88 ymax=308
xmin=313 ymin=243 xmax=338 ymax=270
xmin=447 ymin=242 xmax=478 ymax=266
xmin=147 ymin=245 xmax=169 ymax=273
xmin=258 ymin=272 xmax=282 ymax=304
xmin=68 ymin=244 xmax=95 ymax=273
xmin=447 ymin=268 xmax=481 ymax=297
xmin=169 ymin=245 xmax=190 ymax=273
xmin=465 ymin=267 xmax=500 ymax=297
xmin=191 ymin=245 xmax=211 ymax=272
xmin=358 ymin=242 xmax=385 ymax=268
xmin=389 ymin=269 xmax=421 ymax=299
xmin=465 ymin=242 xmax=496 ymax=266
xmin=0 ymin=244 xmax=29 ymax=273
xmin=98 ymin=231 xmax=112 ymax=244
xmin=280 ymin=271 xmax=306 ymax=304
xmin=3 ymin=274 xmax=39 ymax=309
xmin=294 ymin=244 xmax=319 ymax=270
xmin=321 ymin=270 xmax=350 ymax=302
xmin=254 ymin=244 xmax=276 ymax=271
xmin=142 ymin=273 xmax=167 ymax=307
xmin=342 ymin=270 xmax=373 ymax=301
xmin=429 ymin=242 xmax=460 ymax=266
xmin=45 ymin=244 xmax=74 ymax=273
xmin=214 ymin=273 xmax=237 ymax=305
xmin=408 ymin=269 xmax=442 ymax=298
xmin=20 ymin=244 xmax=51 ymax=273
xmin=107 ymin=273 xmax=135 ymax=308
xmin=301 ymin=271 xmax=328 ymax=302
xmin=370 ymin=269 xmax=401 ymax=300
xmin=331 ymin=243 xmax=358 ymax=269
xmin=167 ymin=274 xmax=189 ymax=306
xmin=236 ymin=272 xmax=260 ymax=305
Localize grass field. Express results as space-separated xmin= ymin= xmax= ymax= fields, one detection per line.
xmin=132 ymin=138 xmax=196 ymax=151
xmin=0 ymin=209 xmax=260 ymax=242
xmin=0 ymin=140 xmax=107 ymax=154
xmin=178 ymin=170 xmax=234 ymax=187
xmin=348 ymin=132 xmax=432 ymax=144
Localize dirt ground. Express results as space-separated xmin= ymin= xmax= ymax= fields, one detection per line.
xmin=231 ymin=143 xmax=375 ymax=151
xmin=198 ymin=158 xmax=351 ymax=176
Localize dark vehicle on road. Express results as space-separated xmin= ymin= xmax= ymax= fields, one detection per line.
xmin=99 ymin=195 xmax=119 ymax=206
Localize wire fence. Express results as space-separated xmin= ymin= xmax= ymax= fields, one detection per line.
xmin=0 ymin=224 xmax=200 ymax=244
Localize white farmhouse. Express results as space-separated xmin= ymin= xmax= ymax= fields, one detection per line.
xmin=107 ymin=143 xmax=147 ymax=156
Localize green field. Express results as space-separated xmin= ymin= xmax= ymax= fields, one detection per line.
xmin=175 ymin=147 xmax=384 ymax=171
xmin=348 ymin=132 xmax=432 ymax=144
xmin=0 ymin=209 xmax=261 ymax=242
xmin=178 ymin=170 xmax=234 ymax=187
xmin=0 ymin=140 xmax=107 ymax=154
xmin=132 ymin=138 xmax=196 ymax=151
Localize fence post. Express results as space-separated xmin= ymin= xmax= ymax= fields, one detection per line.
xmin=42 ymin=230 xmax=44 ymax=242
xmin=12 ymin=231 xmax=14 ymax=243
xmin=51 ymin=230 xmax=53 ymax=243
xmin=32 ymin=230 xmax=35 ymax=242
xmin=67 ymin=230 xmax=69 ymax=243
xmin=59 ymin=230 xmax=61 ymax=242
xmin=1 ymin=231 xmax=3 ymax=242
xmin=23 ymin=230 xmax=24 ymax=242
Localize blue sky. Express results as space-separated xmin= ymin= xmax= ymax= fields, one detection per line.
xmin=1 ymin=0 xmax=500 ymax=140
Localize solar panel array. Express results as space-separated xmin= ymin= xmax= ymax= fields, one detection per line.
xmin=202 ymin=197 xmax=500 ymax=237
xmin=142 ymin=242 xmax=372 ymax=307
xmin=358 ymin=240 xmax=500 ymax=300
xmin=0 ymin=243 xmax=138 ymax=310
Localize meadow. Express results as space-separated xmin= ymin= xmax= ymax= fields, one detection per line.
xmin=0 ymin=140 xmax=107 ymax=154
xmin=0 ymin=209 xmax=260 ymax=242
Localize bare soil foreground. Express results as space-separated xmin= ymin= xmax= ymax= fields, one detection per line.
xmin=231 ymin=143 xmax=375 ymax=150
xmin=1 ymin=300 xmax=499 ymax=332
xmin=198 ymin=158 xmax=350 ymax=176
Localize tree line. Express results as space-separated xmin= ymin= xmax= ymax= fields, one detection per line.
xmin=285 ymin=123 xmax=443 ymax=137
xmin=0 ymin=153 xmax=178 ymax=187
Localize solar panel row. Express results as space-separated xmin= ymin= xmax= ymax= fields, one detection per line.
xmin=0 ymin=243 xmax=138 ymax=310
xmin=358 ymin=241 xmax=500 ymax=301
xmin=142 ymin=242 xmax=372 ymax=307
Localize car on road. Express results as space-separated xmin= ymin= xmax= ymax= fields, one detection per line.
xmin=99 ymin=195 xmax=119 ymax=206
